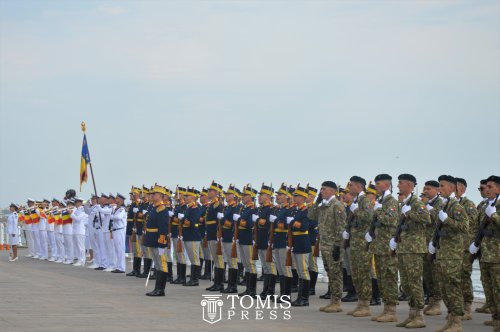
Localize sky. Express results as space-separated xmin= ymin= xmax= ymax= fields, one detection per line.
xmin=0 ymin=0 xmax=499 ymax=207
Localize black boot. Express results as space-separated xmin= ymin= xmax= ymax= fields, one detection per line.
xmin=279 ymin=275 xmax=285 ymax=296
xmin=266 ymin=274 xmax=277 ymax=297
xmin=309 ymin=271 xmax=318 ymax=296
xmin=248 ymin=273 xmax=257 ymax=297
xmin=238 ymin=272 xmax=251 ymax=296
xmin=166 ymin=262 xmax=173 ymax=283
xmin=207 ymin=267 xmax=224 ymax=292
xmin=200 ymin=260 xmax=212 ymax=280
xmin=291 ymin=278 xmax=310 ymax=306
xmin=127 ymin=257 xmax=142 ymax=276
xmin=259 ymin=274 xmax=270 ymax=299
xmin=137 ymin=258 xmax=152 ymax=278
xmin=342 ymin=268 xmax=348 ymax=292
xmin=147 ymin=271 xmax=167 ymax=297
xmin=184 ymin=265 xmax=200 ymax=286
xmin=221 ymin=268 xmax=238 ymax=293
xmin=257 ymin=267 xmax=265 ymax=281
xmin=150 ymin=268 xmax=157 ymax=280
xmin=172 ymin=263 xmax=183 ymax=284
xmin=341 ymin=275 xmax=357 ymax=302
xmin=370 ymin=278 xmax=381 ymax=306
xmin=237 ymin=262 xmax=244 ymax=285
xmin=291 ymin=269 xmax=299 ymax=293
xmin=145 ymin=270 xmax=161 ymax=296
xmin=277 ymin=276 xmax=292 ymax=303
xmin=238 ymin=267 xmax=247 ymax=286
xmin=223 ymin=263 xmax=228 ymax=283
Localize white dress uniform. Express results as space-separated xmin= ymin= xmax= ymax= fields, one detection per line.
xmin=71 ymin=206 xmax=88 ymax=266
xmin=98 ymin=204 xmax=115 ymax=271
xmin=7 ymin=211 xmax=19 ymax=246
xmin=36 ymin=208 xmax=49 ymax=260
xmin=62 ymin=210 xmax=74 ymax=264
xmin=55 ymin=211 xmax=65 ymax=263
xmin=30 ymin=208 xmax=41 ymax=258
xmin=46 ymin=210 xmax=57 ymax=261
xmin=110 ymin=204 xmax=127 ymax=272
xmin=21 ymin=211 xmax=34 ymax=257
xmin=86 ymin=205 xmax=100 ymax=269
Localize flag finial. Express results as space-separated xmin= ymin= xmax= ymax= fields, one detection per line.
xmin=81 ymin=122 xmax=86 ymax=133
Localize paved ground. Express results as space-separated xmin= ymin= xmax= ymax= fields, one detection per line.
xmin=0 ymin=249 xmax=491 ymax=332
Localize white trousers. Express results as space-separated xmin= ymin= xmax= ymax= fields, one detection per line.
xmin=63 ymin=234 xmax=73 ymax=261
xmin=26 ymin=230 xmax=35 ymax=256
xmin=96 ymin=229 xmax=107 ymax=268
xmin=103 ymin=232 xmax=115 ymax=269
xmin=112 ymin=229 xmax=126 ymax=272
xmin=56 ymin=232 xmax=65 ymax=260
xmin=32 ymin=228 xmax=41 ymax=256
xmin=39 ymin=230 xmax=48 ymax=259
xmin=73 ymin=234 xmax=86 ymax=263
xmin=47 ymin=230 xmax=57 ymax=259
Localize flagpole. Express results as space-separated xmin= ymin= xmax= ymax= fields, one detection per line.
xmin=81 ymin=122 xmax=99 ymax=198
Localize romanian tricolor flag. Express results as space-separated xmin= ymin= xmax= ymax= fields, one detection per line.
xmin=80 ymin=133 xmax=91 ymax=191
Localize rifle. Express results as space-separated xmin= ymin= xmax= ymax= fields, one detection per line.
xmin=167 ymin=213 xmax=172 ymax=250
xmin=176 ymin=215 xmax=183 ymax=253
xmin=130 ymin=202 xmax=138 ymax=243
xmin=471 ymin=194 xmax=498 ymax=262
xmin=391 ymin=193 xmax=413 ymax=256
xmin=216 ymin=196 xmax=223 ymax=255
xmin=285 ymin=219 xmax=293 ymax=267
xmin=232 ymin=206 xmax=243 ymax=258
xmin=266 ymin=218 xmax=274 ymax=262
xmin=251 ymin=203 xmax=259 ymax=260
xmin=342 ymin=194 xmax=359 ymax=249
xmin=365 ymin=192 xmax=386 ymax=252
xmin=427 ymin=196 xmax=452 ymax=261
xmin=313 ymin=232 xmax=320 ymax=257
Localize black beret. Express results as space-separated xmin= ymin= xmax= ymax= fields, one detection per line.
xmin=486 ymin=175 xmax=500 ymax=185
xmin=455 ymin=178 xmax=467 ymax=187
xmin=480 ymin=179 xmax=488 ymax=185
xmin=398 ymin=173 xmax=417 ymax=184
xmin=374 ymin=174 xmax=392 ymax=182
xmin=438 ymin=175 xmax=457 ymax=185
xmin=321 ymin=181 xmax=337 ymax=189
xmin=350 ymin=176 xmax=366 ymax=186
xmin=425 ymin=180 xmax=439 ymax=188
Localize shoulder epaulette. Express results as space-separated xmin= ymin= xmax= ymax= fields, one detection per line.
xmin=156 ymin=205 xmax=166 ymax=213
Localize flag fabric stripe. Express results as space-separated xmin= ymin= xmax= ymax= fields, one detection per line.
xmin=80 ymin=134 xmax=91 ymax=191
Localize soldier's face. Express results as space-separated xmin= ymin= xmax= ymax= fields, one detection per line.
xmin=439 ymin=181 xmax=454 ymax=198
xmin=208 ymin=190 xmax=217 ymax=199
xmin=486 ymin=182 xmax=500 ymax=198
xmin=456 ymin=183 xmax=466 ymax=197
xmin=152 ymin=193 xmax=162 ymax=203
xmin=479 ymin=184 xmax=487 ymax=198
xmin=397 ymin=180 xmax=413 ymax=195
xmin=200 ymin=195 xmax=208 ymax=204
xmin=423 ymin=185 xmax=438 ymax=199
xmin=293 ymin=195 xmax=305 ymax=205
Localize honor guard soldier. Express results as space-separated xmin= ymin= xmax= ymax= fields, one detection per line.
xmin=7 ymin=203 xmax=19 ymax=261
xmin=97 ymin=193 xmax=115 ymax=271
xmin=342 ymin=176 xmax=375 ymax=317
xmin=71 ymin=197 xmax=88 ymax=267
xmin=235 ymin=184 xmax=258 ymax=297
xmin=205 ymin=181 xmax=225 ymax=292
xmin=364 ymin=174 xmax=399 ymax=322
xmin=390 ymin=174 xmax=431 ymax=329
xmin=219 ymin=185 xmax=242 ymax=293
xmin=109 ymin=193 xmax=127 ymax=273
xmin=160 ymin=188 xmax=174 ymax=282
xmin=271 ymin=184 xmax=293 ymax=302
xmin=62 ymin=199 xmax=74 ymax=265
xmin=53 ymin=199 xmax=65 ymax=263
xmin=422 ymin=180 xmax=444 ymax=316
xmin=144 ymin=185 xmax=170 ymax=297
xmin=254 ymin=183 xmax=277 ymax=299
xmin=30 ymin=200 xmax=42 ymax=259
xmin=428 ymin=176 xmax=469 ymax=332
xmin=86 ymin=195 xmax=101 ymax=269
xmin=469 ymin=175 xmax=500 ymax=330
xmin=199 ymin=188 xmax=212 ymax=280
xmin=46 ymin=199 xmax=58 ymax=262
xmin=179 ymin=187 xmax=202 ymax=286
xmin=289 ymin=185 xmax=312 ymax=307
xmin=455 ymin=177 xmax=479 ymax=320
xmin=36 ymin=199 xmax=49 ymax=260
xmin=309 ymin=181 xmax=346 ymax=313
xmin=305 ymin=185 xmax=319 ymax=296
xmin=127 ymin=187 xmax=143 ymax=276
xmin=22 ymin=199 xmax=35 ymax=257
xmin=137 ymin=186 xmax=154 ymax=278
xmin=171 ymin=187 xmax=188 ymax=285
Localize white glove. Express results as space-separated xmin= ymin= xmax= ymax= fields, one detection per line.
xmin=364 ymin=232 xmax=373 ymax=243
xmin=438 ymin=210 xmax=448 ymax=222
xmin=401 ymin=205 xmax=411 ymax=215
xmin=425 ymin=204 xmax=433 ymax=211
xmin=485 ymin=204 xmax=496 ymax=217
xmin=286 ymin=217 xmax=294 ymax=224
xmin=342 ymin=231 xmax=350 ymax=240
xmin=374 ymin=202 xmax=382 ymax=210
xmin=469 ymin=242 xmax=479 ymax=255
xmin=142 ymin=209 xmax=148 ymax=215
xmin=389 ymin=238 xmax=397 ymax=251
xmin=233 ymin=214 xmax=240 ymax=221
xmin=350 ymin=203 xmax=358 ymax=212
xmin=158 ymin=248 xmax=165 ymax=256
xmin=132 ymin=207 xmax=139 ymax=213
xmin=217 ymin=212 xmax=224 ymax=220
xmin=178 ymin=213 xmax=184 ymax=220
xmin=269 ymin=215 xmax=277 ymax=223
xmin=428 ymin=241 xmax=436 ymax=255
xmin=168 ymin=211 xmax=174 ymax=217
xmin=252 ymin=214 xmax=259 ymax=222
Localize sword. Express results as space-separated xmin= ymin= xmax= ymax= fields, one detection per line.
xmin=145 ymin=267 xmax=152 ymax=288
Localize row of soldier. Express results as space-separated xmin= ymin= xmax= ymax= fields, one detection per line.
xmin=5 ymin=175 xmax=499 ymax=332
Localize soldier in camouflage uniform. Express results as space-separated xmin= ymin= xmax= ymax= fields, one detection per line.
xmin=422 ymin=180 xmax=444 ymax=316
xmin=365 ymin=174 xmax=399 ymax=323
xmin=390 ymin=174 xmax=431 ymax=329
xmin=342 ymin=176 xmax=375 ymax=317
xmin=455 ymin=177 xmax=479 ymax=320
xmin=476 ymin=179 xmax=493 ymax=315
xmin=428 ymin=175 xmax=469 ymax=332
xmin=469 ymin=175 xmax=500 ymax=331
xmin=308 ymin=181 xmax=346 ymax=313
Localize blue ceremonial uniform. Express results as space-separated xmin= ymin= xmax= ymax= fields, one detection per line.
xmin=291 ymin=204 xmax=311 ymax=254
xmin=237 ymin=203 xmax=257 ymax=245
xmin=222 ymin=202 xmax=241 ymax=243
xmin=199 ymin=203 xmax=208 ymax=239
xmin=205 ymin=199 xmax=223 ymax=241
xmin=256 ymin=203 xmax=272 ymax=250
xmin=126 ymin=201 xmax=144 ymax=236
xmin=144 ymin=203 xmax=169 ymax=248
xmin=181 ymin=203 xmax=201 ymax=241
xmin=273 ymin=204 xmax=291 ymax=249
